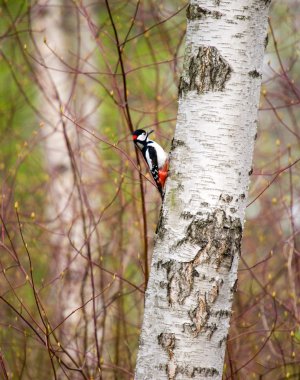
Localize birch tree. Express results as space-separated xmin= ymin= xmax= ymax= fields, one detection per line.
xmin=135 ymin=0 xmax=271 ymax=379
xmin=33 ymin=0 xmax=103 ymax=368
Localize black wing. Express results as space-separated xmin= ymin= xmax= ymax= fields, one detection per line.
xmin=146 ymin=145 xmax=163 ymax=197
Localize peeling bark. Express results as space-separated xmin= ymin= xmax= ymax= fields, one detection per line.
xmin=135 ymin=0 xmax=270 ymax=379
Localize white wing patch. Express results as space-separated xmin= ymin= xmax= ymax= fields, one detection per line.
xmin=147 ymin=141 xmax=168 ymax=168
xmin=145 ymin=149 xmax=153 ymax=170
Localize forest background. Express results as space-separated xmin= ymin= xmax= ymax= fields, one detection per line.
xmin=0 ymin=0 xmax=299 ymax=379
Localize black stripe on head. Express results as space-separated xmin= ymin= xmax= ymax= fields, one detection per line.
xmin=133 ymin=129 xmax=148 ymax=143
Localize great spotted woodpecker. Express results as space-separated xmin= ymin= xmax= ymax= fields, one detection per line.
xmin=132 ymin=129 xmax=169 ymax=198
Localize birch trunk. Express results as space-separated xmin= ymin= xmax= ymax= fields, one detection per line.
xmin=33 ymin=0 xmax=102 ymax=367
xmin=135 ymin=1 xmax=271 ymax=379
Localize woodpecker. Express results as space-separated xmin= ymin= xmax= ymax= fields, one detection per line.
xmin=132 ymin=129 xmax=169 ymax=197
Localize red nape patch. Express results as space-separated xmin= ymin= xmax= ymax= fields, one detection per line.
xmin=133 ymin=135 xmax=137 ymax=140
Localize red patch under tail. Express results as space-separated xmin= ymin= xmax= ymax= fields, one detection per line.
xmin=158 ymin=160 xmax=169 ymax=188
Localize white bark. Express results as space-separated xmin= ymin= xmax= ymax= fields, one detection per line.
xmin=33 ymin=0 xmax=102 ymax=364
xmin=135 ymin=1 xmax=270 ymax=379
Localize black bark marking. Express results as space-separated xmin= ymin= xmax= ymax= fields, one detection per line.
xmin=156 ymin=208 xmax=167 ymax=240
xmin=261 ymin=0 xmax=271 ymax=5
xmin=219 ymin=193 xmax=233 ymax=204
xmin=231 ymin=278 xmax=238 ymax=292
xmin=179 ymin=46 xmax=232 ymax=97
xmin=264 ymin=33 xmax=269 ymax=48
xmin=176 ymin=365 xmax=219 ymax=377
xmin=207 ymin=323 xmax=218 ymax=339
xmin=218 ymin=336 xmax=227 ymax=348
xmin=159 ymin=281 xmax=168 ymax=289
xmin=170 ymin=138 xmax=186 ymax=151
xmin=235 ymin=14 xmax=250 ymax=21
xmin=249 ymin=69 xmax=262 ymax=78
xmin=214 ymin=309 xmax=231 ymax=318
xmin=180 ymin=211 xmax=194 ymax=220
xmin=186 ymin=4 xmax=223 ymax=20
xmin=233 ymin=33 xmax=243 ymax=39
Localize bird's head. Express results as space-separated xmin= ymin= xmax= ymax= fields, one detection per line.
xmin=132 ymin=129 xmax=153 ymax=148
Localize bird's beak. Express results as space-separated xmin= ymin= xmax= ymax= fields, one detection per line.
xmin=147 ymin=130 xmax=154 ymax=137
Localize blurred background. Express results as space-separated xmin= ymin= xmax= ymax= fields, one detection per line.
xmin=0 ymin=0 xmax=299 ymax=379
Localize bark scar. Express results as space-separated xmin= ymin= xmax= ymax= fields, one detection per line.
xmin=158 ymin=333 xmax=175 ymax=358
xmin=158 ymin=333 xmax=177 ymax=380
xmin=179 ymin=45 xmax=232 ymax=97
xmin=186 ymin=4 xmax=223 ymax=20
xmin=157 ymin=208 xmax=242 ymax=339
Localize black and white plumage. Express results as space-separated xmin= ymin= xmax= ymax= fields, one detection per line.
xmin=132 ymin=129 xmax=169 ymax=197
